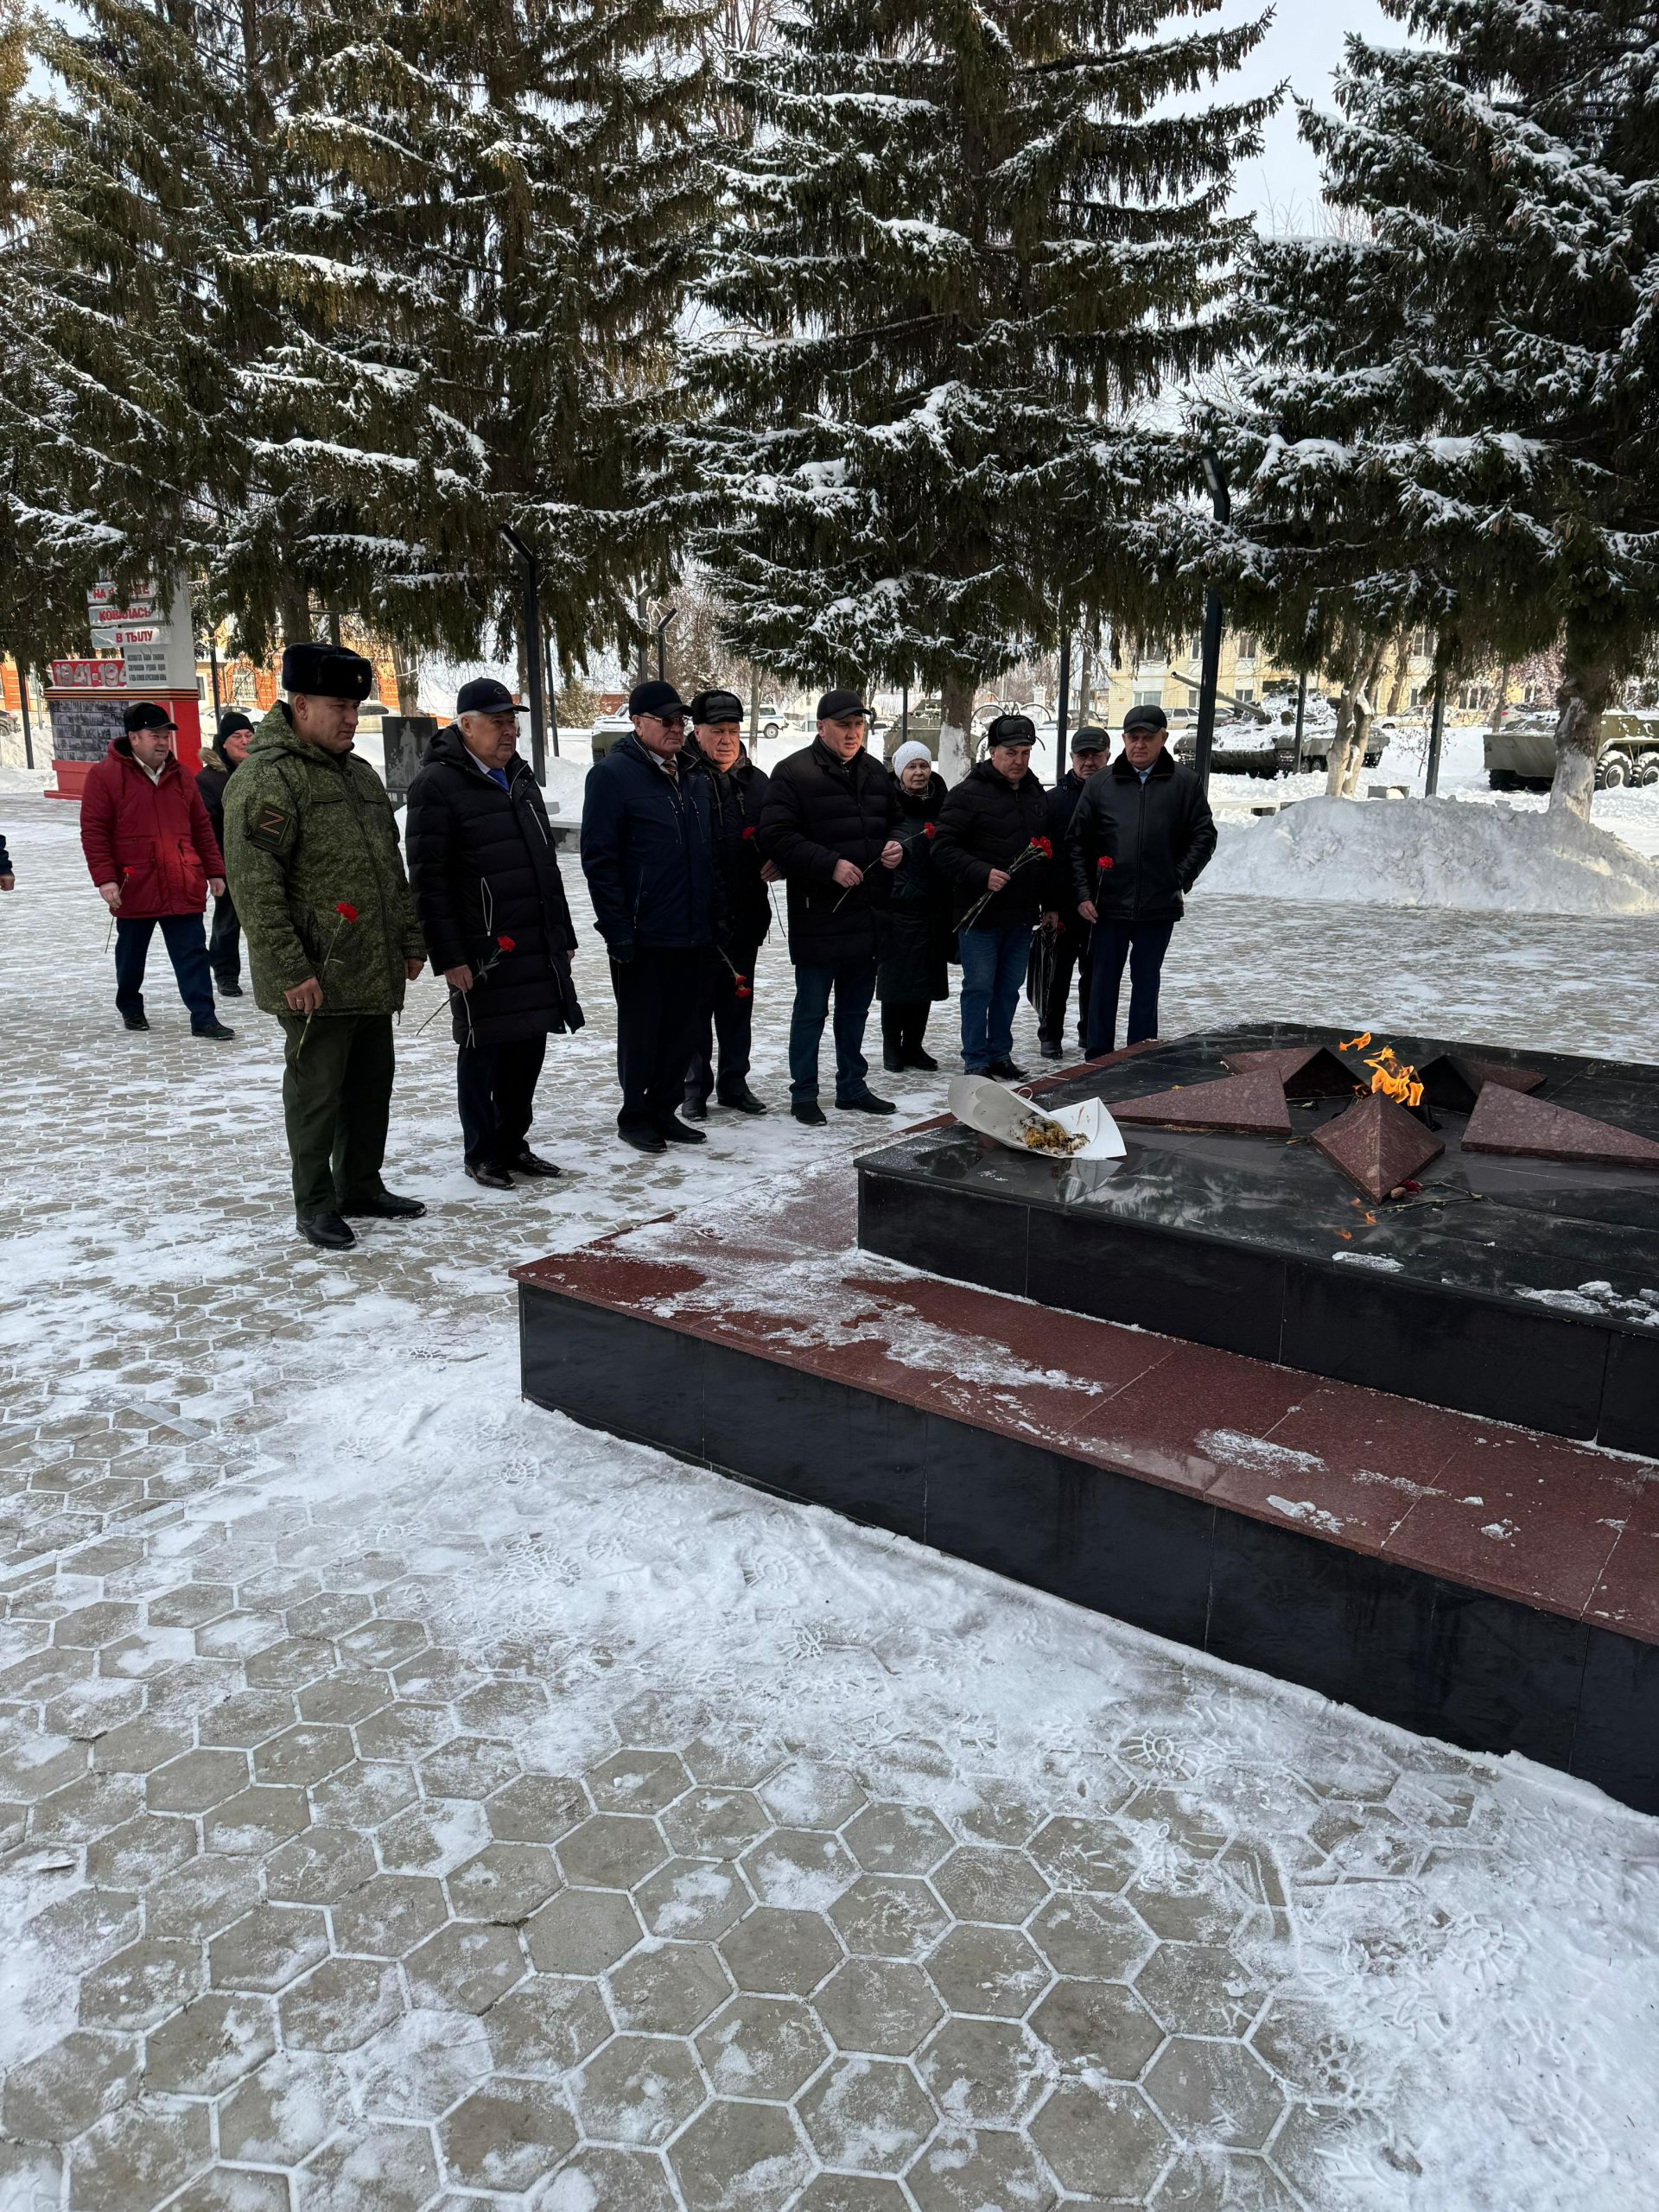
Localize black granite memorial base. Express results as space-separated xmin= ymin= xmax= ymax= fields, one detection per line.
xmin=858 ymin=1024 xmax=1659 ymax=1452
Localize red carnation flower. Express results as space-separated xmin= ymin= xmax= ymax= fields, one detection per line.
xmin=335 ymin=900 xmax=358 ymax=921
xmin=741 ymin=825 xmax=758 ymax=842
xmin=736 ymin=985 xmax=753 ymax=999
xmin=1033 ymin=836 xmax=1053 ymax=858
xmin=1097 ymin=856 xmax=1114 ymax=873
xmin=922 ymin=823 xmax=936 ymax=838
xmin=497 ymin=934 xmax=516 ymax=952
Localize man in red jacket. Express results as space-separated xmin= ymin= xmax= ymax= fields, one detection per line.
xmin=79 ymin=702 xmax=236 ymax=1038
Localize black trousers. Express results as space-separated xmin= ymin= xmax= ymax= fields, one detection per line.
xmin=880 ymin=1001 xmax=932 ymax=1055
xmin=686 ymin=940 xmax=760 ymax=1103
xmin=613 ymin=946 xmax=709 ymax=1128
xmin=1038 ymin=920 xmax=1091 ymax=1049
xmin=209 ymin=891 xmax=241 ymax=985
xmin=1086 ymin=918 xmax=1176 ymax=1057
xmin=114 ymin=914 xmax=216 ymax=1027
xmin=458 ymin=1033 xmax=547 ymax=1166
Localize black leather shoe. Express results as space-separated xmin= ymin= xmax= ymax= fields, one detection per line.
xmin=619 ymin=1122 xmax=667 ymax=1154
xmin=656 ymin=1116 xmax=707 ymax=1145
xmin=193 ymin=1019 xmax=236 ymax=1040
xmin=510 ymin=1149 xmax=562 ymax=1178
xmin=836 ymin=1091 xmax=897 ymax=1115
xmin=682 ymin=1094 xmax=709 ymax=1121
xmin=882 ymin=1049 xmax=905 ymax=1073
xmin=791 ymin=1102 xmax=828 ymax=1126
xmin=122 ymin=1012 xmax=149 ymax=1032
xmin=216 ymin=977 xmax=243 ymax=997
xmin=466 ymin=1160 xmax=514 ymax=1191
xmin=988 ymin=1059 xmax=1030 ymax=1083
xmin=716 ymin=1084 xmax=768 ymax=1116
xmin=1039 ymin=1041 xmax=1063 ymax=1061
xmin=298 ymin=1213 xmax=355 ymax=1250
xmin=339 ymin=1192 xmax=427 ymax=1218
xmin=907 ymin=1048 xmax=939 ymax=1071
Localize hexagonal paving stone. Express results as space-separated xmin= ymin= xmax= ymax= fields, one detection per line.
xmin=1030 ymin=2080 xmax=1171 ymax=2199
xmin=162 ymin=2169 xmax=289 ymax=2212
xmin=85 ymin=1812 xmax=195 ymax=1889
xmin=1029 ymin=1979 xmax=1164 ymax=2079
xmin=797 ymin=2053 xmax=937 ymax=2173
xmin=830 ymin=1875 xmax=950 ymax=1961
xmin=740 ymin=1827 xmax=858 ymax=1910
xmin=375 ymin=1799 xmax=489 ymax=1876
xmin=406 ymin=1920 xmax=525 ymax=2012
xmin=297 ymin=1672 xmax=390 ymax=1726
xmin=793 ymin=2178 xmax=913 ymax=2212
xmin=332 ymin=1873 xmax=450 ymax=1958
xmin=251 ymin=1722 xmax=354 ymax=1788
xmin=907 ymin=2126 xmax=1058 ymax=2212
xmin=613 ymin=1689 xmax=709 ymax=1745
xmin=757 ymin=1760 xmax=867 ymax=1830
xmin=209 ymin=1904 xmax=330 ymax=1992
xmin=925 ymin=1924 xmax=1051 ymax=2019
xmin=588 ymin=1748 xmax=692 ymax=1814
xmin=52 ymin=1601 xmax=140 ymax=1648
xmin=201 ymin=1785 xmax=309 ymax=1855
xmin=1029 ymin=1891 xmax=1156 ymax=1981
xmin=661 ymin=1787 xmax=771 ymax=1859
xmin=144 ymin=1748 xmax=248 ymax=1815
xmin=25 ymin=1886 xmax=140 ymax=1974
xmin=447 ymin=1840 xmax=561 ymax=1923
xmin=1152 ymin=2146 xmax=1306 ymax=2209
xmin=353 ymin=2009 xmax=493 ymax=2120
xmin=557 ymin=1811 xmax=669 ymax=1891
xmin=954 ymin=1781 xmax=1048 ymax=1847
xmin=844 ymin=1802 xmax=955 ymax=1875
xmin=696 ymin=1993 xmax=830 ymax=2099
xmin=931 ymin=1846 xmax=1049 ymax=1928
xmin=1143 ymin=2038 xmax=1284 ymax=2152
xmin=33 ymin=1770 xmax=144 ymax=1844
xmin=543 ymin=2145 xmax=679 ymax=2210
xmin=683 ymin=1724 xmax=781 ymax=1789
xmin=2 ymin=2030 xmax=139 ymax=2143
xmin=278 ymin=1955 xmax=403 ymax=2052
xmin=1129 ymin=1866 xmax=1249 ymax=1945
xmin=144 ymin=1990 xmax=275 ymax=2094
xmin=1135 ymin=1942 xmax=1270 ymax=2039
xmin=310 ymin=1758 xmax=417 ymax=1827
xmin=337 ymin=1616 xmax=428 ymax=1669
xmin=219 ymin=2051 xmax=346 ymax=2164
xmin=918 ymin=2018 xmax=1052 ymax=2128
xmin=1251 ymin=1995 xmax=1366 ymax=2101
xmin=486 ymin=1769 xmax=588 ymax=1843
xmin=455 ymin=1680 xmax=549 ymax=1734
xmin=353 ymin=1703 xmax=453 ymax=1761
xmin=485 ymin=1976 xmax=613 ymax=2074
xmin=439 ymin=2077 xmax=577 ymax=2191
xmin=67 ymin=2092 xmax=211 ymax=2211
xmin=1124 ymin=1789 xmax=1230 ymax=1860
xmin=816 ymin=1956 xmax=944 ymax=2058
xmin=143 ymin=1853 xmax=261 ymax=1942
xmin=301 ymin=2120 xmax=439 ymax=2212
xmin=1027 ymin=1815 xmax=1140 ymax=1895
xmin=607 ymin=1939 xmax=732 ymax=2034
xmin=669 ymin=2097 xmax=812 ymax=2212
xmin=637 ymin=1856 xmax=750 ymax=1941
xmin=574 ymin=2033 xmax=706 ymax=2146
xmin=145 ymin=1584 xmax=234 ymax=1630
xmin=419 ymin=1734 xmax=520 ymax=1799
xmin=78 ymin=1936 xmax=203 ymax=2031
xmin=525 ymin=1886 xmax=642 ymax=1975
xmin=264 ymin=1825 xmax=377 ymax=1906
xmin=721 ymin=1906 xmax=843 ymax=1996
xmin=89 ymin=1717 xmax=190 ymax=1773
xmin=0 ymin=1735 xmax=86 ymax=1803
xmin=243 ymin=1634 xmax=333 ymax=1688
xmin=194 ymin=1690 xmax=297 ymax=1751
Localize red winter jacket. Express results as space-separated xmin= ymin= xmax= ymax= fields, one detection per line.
xmin=79 ymin=739 xmax=225 ymax=918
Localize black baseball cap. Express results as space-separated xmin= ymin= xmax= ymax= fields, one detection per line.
xmin=457 ymin=676 xmax=527 ymax=717
xmin=628 ymin=678 xmax=687 ymax=718
xmin=124 ymin=701 xmax=176 ymax=734
xmin=688 ymin=689 xmax=744 ymax=725
xmin=817 ymin=690 xmax=866 ymax=721
xmin=1123 ymin=703 xmax=1168 ymax=734
xmin=216 ymin=709 xmax=254 ymax=741
xmin=986 ymin=713 xmax=1037 ymax=748
xmin=1071 ymin=725 xmax=1109 ymax=753
xmin=282 ymin=642 xmax=374 ymax=701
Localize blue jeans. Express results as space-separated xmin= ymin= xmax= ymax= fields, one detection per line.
xmin=958 ymin=924 xmax=1033 ymax=1071
xmin=789 ymin=959 xmax=876 ymax=1103
xmin=114 ymin=914 xmax=217 ymax=1027
xmin=1087 ymin=918 xmax=1176 ymax=1057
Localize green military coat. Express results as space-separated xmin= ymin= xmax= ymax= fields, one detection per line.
xmin=221 ymin=703 xmax=426 ymax=1018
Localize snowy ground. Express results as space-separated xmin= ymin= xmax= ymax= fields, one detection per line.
xmin=1 ymin=792 xmax=1656 ymax=2212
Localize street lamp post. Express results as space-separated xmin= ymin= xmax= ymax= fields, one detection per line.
xmin=499 ymin=524 xmax=548 ymax=785
xmin=1193 ymin=447 xmax=1230 ymax=796
xmin=1055 ymin=631 xmax=1071 ymax=791
xmin=1425 ymin=666 xmax=1447 ymax=797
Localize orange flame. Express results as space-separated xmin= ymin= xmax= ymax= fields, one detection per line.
xmin=1338 ymin=1031 xmax=1423 ymax=1109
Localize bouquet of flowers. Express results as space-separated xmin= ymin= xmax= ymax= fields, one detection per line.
xmin=957 ymin=837 xmax=1052 ymax=931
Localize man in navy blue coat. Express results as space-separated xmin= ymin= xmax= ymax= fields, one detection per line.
xmin=580 ymin=680 xmax=720 ymax=1154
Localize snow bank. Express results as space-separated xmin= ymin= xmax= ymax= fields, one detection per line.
xmin=1205 ymin=793 xmax=1659 ymax=917
xmin=0 ymin=764 xmax=52 ymax=794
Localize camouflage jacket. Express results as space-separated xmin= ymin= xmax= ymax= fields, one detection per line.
xmin=221 ymin=703 xmax=425 ymax=1018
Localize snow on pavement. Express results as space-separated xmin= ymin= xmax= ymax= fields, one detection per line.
xmin=1 ymin=793 xmax=1656 ymax=2212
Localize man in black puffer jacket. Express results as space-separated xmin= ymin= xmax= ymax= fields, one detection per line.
xmin=932 ymin=714 xmax=1052 ymax=1080
xmin=581 ymin=679 xmax=720 ymax=1154
xmin=1033 ymin=724 xmax=1109 ymax=1059
xmin=406 ymin=677 xmax=581 ymax=1188
xmin=758 ymin=690 xmax=901 ymax=1126
xmin=681 ymin=690 xmax=771 ymax=1118
xmin=1065 ymin=703 xmax=1217 ymax=1056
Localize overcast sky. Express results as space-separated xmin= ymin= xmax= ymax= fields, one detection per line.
xmin=1221 ymin=0 xmax=1397 ymax=223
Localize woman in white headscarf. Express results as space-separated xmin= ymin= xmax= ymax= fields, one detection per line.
xmin=877 ymin=741 xmax=951 ymax=1072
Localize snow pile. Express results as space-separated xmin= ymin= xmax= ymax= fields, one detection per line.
xmin=1205 ymin=794 xmax=1659 ymax=917
xmin=0 ymin=763 xmax=53 ymax=794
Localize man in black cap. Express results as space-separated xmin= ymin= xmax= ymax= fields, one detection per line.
xmin=79 ymin=700 xmax=233 ymax=1039
xmin=406 ymin=677 xmax=580 ymax=1187
xmin=1035 ymin=724 xmax=1109 ymax=1059
xmin=222 ymin=642 xmax=429 ymax=1249
xmin=197 ymin=709 xmax=254 ymax=995
xmin=681 ymin=688 xmax=771 ymax=1117
xmin=933 ymin=712 xmax=1051 ymax=1080
xmin=757 ymin=690 xmax=902 ymax=1124
xmin=1065 ymin=702 xmax=1217 ymax=1057
xmin=580 ymin=678 xmax=720 ymax=1154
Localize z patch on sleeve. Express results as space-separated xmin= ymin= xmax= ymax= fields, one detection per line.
xmin=249 ymin=803 xmax=292 ymax=854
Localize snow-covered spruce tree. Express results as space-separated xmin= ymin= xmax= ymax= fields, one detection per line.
xmin=688 ymin=0 xmax=1273 ymax=771
xmin=236 ymin=0 xmax=713 ymax=672
xmin=1216 ymin=0 xmax=1659 ymax=817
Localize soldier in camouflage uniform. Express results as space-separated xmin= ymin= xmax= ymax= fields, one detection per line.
xmin=221 ymin=643 xmax=429 ymax=1250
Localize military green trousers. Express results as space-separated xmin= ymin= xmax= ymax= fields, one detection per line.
xmin=278 ymin=1013 xmax=396 ymax=1217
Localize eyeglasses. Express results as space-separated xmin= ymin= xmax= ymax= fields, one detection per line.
xmin=645 ymin=714 xmax=687 ymax=729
